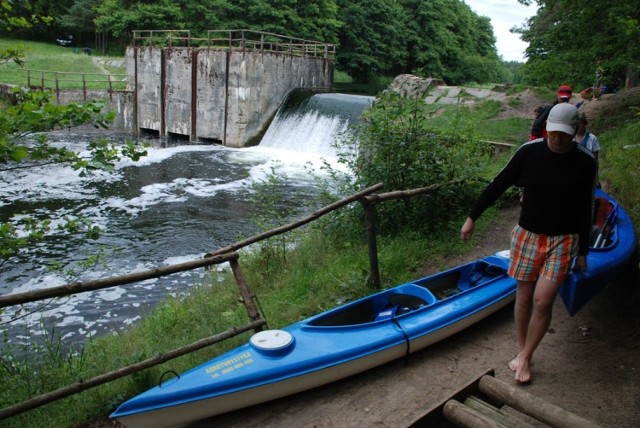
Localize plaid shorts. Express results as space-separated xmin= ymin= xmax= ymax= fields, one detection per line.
xmin=508 ymin=225 xmax=578 ymax=284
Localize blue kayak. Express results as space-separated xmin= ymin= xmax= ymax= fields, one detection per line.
xmin=111 ymin=251 xmax=516 ymax=427
xmin=559 ymin=188 xmax=638 ymax=316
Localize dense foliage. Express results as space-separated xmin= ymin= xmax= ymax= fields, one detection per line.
xmin=517 ymin=0 xmax=640 ymax=91
xmin=1 ymin=0 xmax=505 ymax=85
xmin=327 ymin=92 xmax=487 ymax=238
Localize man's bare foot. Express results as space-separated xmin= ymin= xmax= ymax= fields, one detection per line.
xmin=514 ymin=357 xmax=532 ymax=384
xmin=509 ymin=355 xmax=520 ymax=372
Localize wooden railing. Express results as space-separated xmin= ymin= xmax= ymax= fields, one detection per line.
xmin=131 ymin=29 xmax=337 ymax=60
xmin=0 ymin=180 xmax=464 ymax=420
xmin=20 ymin=68 xmax=126 ymax=102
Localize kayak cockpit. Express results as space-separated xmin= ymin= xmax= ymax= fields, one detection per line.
xmin=306 ymin=285 xmax=432 ymax=327
xmin=307 ymin=258 xmax=508 ymax=327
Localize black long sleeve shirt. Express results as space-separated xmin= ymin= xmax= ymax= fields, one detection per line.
xmin=469 ymin=140 xmax=597 ymax=255
xmin=530 ymin=104 xmax=553 ymax=138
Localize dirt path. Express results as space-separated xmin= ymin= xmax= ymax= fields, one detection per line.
xmin=196 ymin=203 xmax=640 ymax=427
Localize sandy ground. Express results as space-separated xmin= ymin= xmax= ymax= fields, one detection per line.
xmin=199 ymin=204 xmax=640 ymax=428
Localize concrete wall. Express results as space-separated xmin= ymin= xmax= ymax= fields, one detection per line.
xmin=127 ymin=46 xmax=333 ymax=147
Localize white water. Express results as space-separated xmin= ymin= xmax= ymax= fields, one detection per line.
xmin=0 ymin=92 xmax=373 ymax=347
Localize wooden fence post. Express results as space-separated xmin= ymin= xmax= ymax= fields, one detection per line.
xmin=362 ymin=200 xmax=381 ymax=290
xmin=229 ymin=259 xmax=263 ymax=332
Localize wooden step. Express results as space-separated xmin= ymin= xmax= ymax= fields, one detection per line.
xmin=407 ymin=370 xmax=602 ymax=428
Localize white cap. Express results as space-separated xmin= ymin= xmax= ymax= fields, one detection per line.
xmin=546 ymin=103 xmax=579 ymax=135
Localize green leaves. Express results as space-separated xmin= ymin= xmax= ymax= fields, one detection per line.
xmin=520 ymin=0 xmax=640 ymax=89
xmin=332 ymin=91 xmax=485 ymax=235
xmin=0 ymin=86 xmax=148 ymax=266
xmin=0 ymin=89 xmax=147 ymax=174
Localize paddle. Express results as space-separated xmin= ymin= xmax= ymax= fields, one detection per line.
xmin=593 ymin=203 xmax=617 ymax=248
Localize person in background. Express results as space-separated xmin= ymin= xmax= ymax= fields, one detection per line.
xmin=593 ymin=57 xmax=605 ymax=100
xmin=529 ymin=85 xmax=573 ymax=140
xmin=461 ymin=103 xmax=596 ymax=384
xmin=574 ymin=112 xmax=601 ymax=186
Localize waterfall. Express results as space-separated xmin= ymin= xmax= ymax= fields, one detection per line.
xmin=258 ymin=90 xmax=374 ymax=156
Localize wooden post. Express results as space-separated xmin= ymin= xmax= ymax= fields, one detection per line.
xmin=479 ymin=375 xmax=603 ymax=428
xmin=229 ymin=259 xmax=263 ymax=332
xmin=55 ymin=72 xmax=60 ymax=103
xmin=82 ymin=73 xmax=87 ymax=101
xmin=362 ymin=200 xmax=381 ymax=290
xmin=463 ymin=395 xmax=535 ymax=428
xmin=443 ymin=399 xmax=505 ymax=428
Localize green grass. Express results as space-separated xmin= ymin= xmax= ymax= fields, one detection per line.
xmin=0 ymin=39 xmax=125 ymax=90
xmin=0 ymin=223 xmax=480 ymax=427
xmin=411 ymin=100 xmax=531 ymax=144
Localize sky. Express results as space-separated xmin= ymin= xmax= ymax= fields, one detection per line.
xmin=464 ymin=0 xmax=538 ymax=62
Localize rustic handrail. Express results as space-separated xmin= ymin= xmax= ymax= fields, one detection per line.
xmin=131 ymin=29 xmax=336 ymax=60
xmin=206 ymin=183 xmax=384 ymax=257
xmin=361 ymin=179 xmax=467 ymax=288
xmin=0 ymin=319 xmax=266 ymax=420
xmin=20 ymin=68 xmax=125 ymax=102
xmin=0 ymin=252 xmax=239 ymax=308
xmin=0 ymin=179 xmax=465 ymax=420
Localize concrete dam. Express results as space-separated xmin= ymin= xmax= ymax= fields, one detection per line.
xmin=120 ymin=30 xmax=336 ymax=147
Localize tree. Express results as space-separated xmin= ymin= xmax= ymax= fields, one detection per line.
xmin=57 ymin=0 xmax=101 ymax=41
xmin=517 ymin=0 xmax=640 ymax=90
xmin=336 ymin=0 xmax=407 ymax=83
xmin=401 ymin=0 xmax=501 ymax=85
xmin=332 ymin=90 xmax=485 ymax=236
xmin=95 ymin=0 xmax=341 ymax=47
xmin=95 ymin=0 xmax=186 ymax=39
xmin=0 ymin=0 xmax=54 ymax=38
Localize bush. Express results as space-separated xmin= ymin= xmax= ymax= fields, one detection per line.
xmin=331 ymin=91 xmax=487 ymax=237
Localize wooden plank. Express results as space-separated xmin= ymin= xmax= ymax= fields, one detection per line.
xmin=479 ymin=375 xmax=603 ymax=428
xmin=464 ymin=395 xmax=535 ymax=428
xmin=443 ymin=399 xmax=506 ymax=428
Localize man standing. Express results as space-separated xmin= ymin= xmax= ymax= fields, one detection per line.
xmin=461 ymin=103 xmax=596 ymax=383
xmin=529 ymin=85 xmax=573 ymax=140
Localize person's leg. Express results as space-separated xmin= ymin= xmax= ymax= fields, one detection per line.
xmin=509 ymin=280 xmax=535 ymax=372
xmin=512 ymin=276 xmax=563 ymax=383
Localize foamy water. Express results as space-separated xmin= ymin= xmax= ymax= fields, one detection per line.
xmin=0 ymin=92 xmax=372 ymax=347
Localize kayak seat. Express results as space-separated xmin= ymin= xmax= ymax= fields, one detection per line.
xmin=308 ymin=292 xmax=430 ymax=326
xmin=462 ymin=261 xmax=507 ymax=290
xmin=593 ymin=196 xmax=614 ymax=228
xmin=388 ymin=293 xmax=427 ymax=309
xmin=414 ymin=270 xmax=462 ymax=300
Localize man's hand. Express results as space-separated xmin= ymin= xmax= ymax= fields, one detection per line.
xmin=460 ymin=217 xmax=475 ymax=242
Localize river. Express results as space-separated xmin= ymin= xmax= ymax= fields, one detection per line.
xmin=0 ymin=91 xmax=374 ymax=348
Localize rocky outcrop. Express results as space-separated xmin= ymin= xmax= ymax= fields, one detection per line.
xmin=385 ymin=74 xmax=445 ymax=98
